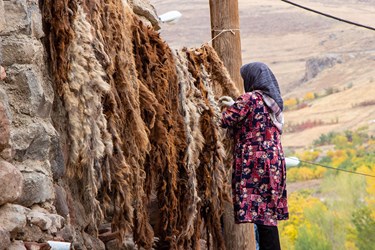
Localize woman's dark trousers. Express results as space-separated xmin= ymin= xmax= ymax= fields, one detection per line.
xmin=255 ymin=224 xmax=281 ymax=250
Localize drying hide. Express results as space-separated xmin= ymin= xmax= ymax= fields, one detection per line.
xmin=64 ymin=4 xmax=113 ymax=228
xmin=40 ymin=0 xmax=110 ymax=234
xmin=174 ymin=50 xmax=204 ymax=249
xmin=191 ymin=45 xmax=241 ymax=195
xmin=40 ymin=0 xmax=76 ymax=95
xmin=132 ymin=18 xmax=188 ymax=249
xmin=41 ymin=0 xmax=154 ymax=247
xmin=199 ymin=44 xmax=241 ymax=98
xmin=181 ymin=48 xmax=229 ymax=250
xmin=82 ymin=0 xmax=154 ymax=248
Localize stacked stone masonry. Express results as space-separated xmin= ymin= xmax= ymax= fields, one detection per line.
xmin=0 ymin=0 xmax=161 ymax=249
xmin=0 ymin=0 xmax=65 ymax=249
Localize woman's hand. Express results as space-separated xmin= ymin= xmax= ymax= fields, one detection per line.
xmin=218 ymin=96 xmax=235 ymax=108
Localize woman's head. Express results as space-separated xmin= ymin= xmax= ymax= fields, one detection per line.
xmin=240 ymin=62 xmax=283 ymax=110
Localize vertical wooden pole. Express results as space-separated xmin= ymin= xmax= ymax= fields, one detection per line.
xmin=209 ymin=0 xmax=244 ymax=92
xmin=209 ymin=1 xmax=256 ymax=250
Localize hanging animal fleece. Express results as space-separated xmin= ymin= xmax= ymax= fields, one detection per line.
xmin=40 ymin=0 xmax=240 ymax=249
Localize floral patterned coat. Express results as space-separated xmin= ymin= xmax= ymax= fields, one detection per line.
xmin=221 ymin=92 xmax=289 ymax=226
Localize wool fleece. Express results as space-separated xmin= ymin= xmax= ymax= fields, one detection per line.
xmin=132 ymin=18 xmax=188 ymax=249
xmin=41 ymin=0 xmax=153 ymax=247
xmin=184 ymin=48 xmax=227 ymax=250
xmin=82 ymin=0 xmax=154 ymax=248
xmin=174 ymin=50 xmax=204 ymax=249
xmin=192 ymin=45 xmax=241 ymax=196
xmin=40 ymin=0 xmax=241 ymax=248
xmin=175 ymin=46 xmax=241 ymax=250
xmin=65 ymin=3 xmax=113 ymax=227
xmin=41 ymin=0 xmax=112 ymax=235
xmin=40 ymin=0 xmax=76 ymax=95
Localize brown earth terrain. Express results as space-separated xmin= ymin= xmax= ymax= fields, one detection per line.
xmin=151 ymin=0 xmax=375 ymax=149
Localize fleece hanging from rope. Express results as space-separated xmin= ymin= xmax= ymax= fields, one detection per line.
xmin=81 ymin=0 xmax=154 ymax=247
xmin=41 ymin=0 xmax=152 ymax=246
xmin=132 ymin=18 xmax=189 ymax=249
xmin=41 ymin=0 xmax=241 ymax=248
xmin=40 ymin=0 xmax=110 ymax=234
xmin=174 ymin=50 xmax=204 ymax=249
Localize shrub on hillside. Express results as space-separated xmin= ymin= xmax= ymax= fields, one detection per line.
xmin=303 ymin=92 xmax=315 ymax=101
xmin=352 ymin=207 xmax=375 ymax=250
xmin=352 ymin=100 xmax=375 ymax=108
xmin=285 ymin=119 xmax=325 ymax=133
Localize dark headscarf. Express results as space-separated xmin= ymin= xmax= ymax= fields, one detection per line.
xmin=240 ymin=62 xmax=284 ymax=111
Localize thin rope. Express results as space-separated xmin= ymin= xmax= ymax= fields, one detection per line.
xmin=286 ymin=157 xmax=375 ymax=178
xmin=281 ymin=0 xmax=375 ymax=31
xmin=207 ymin=29 xmax=241 ymax=44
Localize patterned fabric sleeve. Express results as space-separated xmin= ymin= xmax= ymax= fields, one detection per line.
xmin=221 ymin=93 xmax=254 ymax=128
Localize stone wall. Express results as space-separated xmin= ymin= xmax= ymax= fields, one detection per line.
xmin=0 ymin=0 xmax=160 ymax=249
xmin=0 ymin=0 xmax=78 ymax=249
xmin=128 ymin=0 xmax=161 ymax=30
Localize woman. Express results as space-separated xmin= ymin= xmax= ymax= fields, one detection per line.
xmin=219 ymin=62 xmax=288 ymax=250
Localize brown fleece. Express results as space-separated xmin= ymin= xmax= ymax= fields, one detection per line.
xmin=41 ymin=0 xmax=108 ymax=235
xmin=197 ymin=45 xmax=241 ymax=99
xmin=183 ymin=47 xmax=236 ymax=250
xmin=42 ymin=0 xmax=237 ymax=247
xmin=174 ymin=51 xmax=204 ymax=249
xmin=132 ymin=18 xmax=188 ymax=249
xmin=196 ymin=45 xmax=240 ymax=196
xmin=40 ymin=0 xmax=76 ymax=95
xmin=84 ymin=1 xmax=154 ymax=248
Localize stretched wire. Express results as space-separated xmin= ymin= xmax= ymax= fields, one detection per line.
xmin=280 ymin=0 xmax=375 ymax=31
xmin=286 ymin=157 xmax=375 ymax=178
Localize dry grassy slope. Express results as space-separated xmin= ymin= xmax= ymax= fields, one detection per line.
xmin=151 ymin=0 xmax=375 ymax=148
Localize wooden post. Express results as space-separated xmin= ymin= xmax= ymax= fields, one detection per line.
xmin=209 ymin=1 xmax=256 ymax=250
xmin=209 ymin=0 xmax=244 ymax=92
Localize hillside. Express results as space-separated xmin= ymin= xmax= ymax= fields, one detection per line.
xmin=151 ymin=0 xmax=375 ymax=148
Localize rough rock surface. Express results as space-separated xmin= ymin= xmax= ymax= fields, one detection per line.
xmin=54 ymin=184 xmax=69 ymax=217
xmin=302 ymin=55 xmax=343 ymax=82
xmin=0 ymin=103 xmax=10 ymax=152
xmin=0 ymin=160 xmax=23 ymax=205
xmin=0 ymin=0 xmax=62 ymax=245
xmin=0 ymin=204 xmax=29 ymax=233
xmin=129 ymin=0 xmax=160 ymax=29
xmin=8 ymin=240 xmax=27 ymax=250
xmin=0 ymin=0 xmax=5 ymax=32
xmin=16 ymin=164 xmax=55 ymax=207
xmin=0 ymin=226 xmax=11 ymax=250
